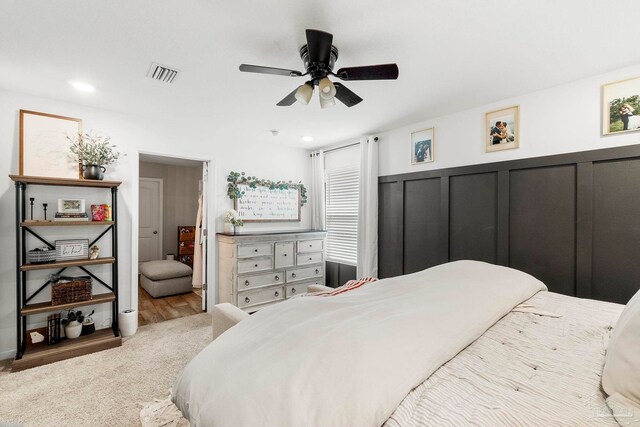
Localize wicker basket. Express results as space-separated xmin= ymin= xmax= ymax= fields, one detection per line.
xmin=51 ymin=276 xmax=92 ymax=306
xmin=28 ymin=247 xmax=56 ymax=264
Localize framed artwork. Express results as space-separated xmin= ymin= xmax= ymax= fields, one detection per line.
xmin=410 ymin=127 xmax=434 ymax=165
xmin=20 ymin=110 xmax=83 ymax=178
xmin=602 ymin=76 xmax=640 ymax=136
xmin=485 ymin=106 xmax=519 ymax=152
xmin=55 ymin=239 xmax=89 ymax=261
xmin=58 ymin=199 xmax=85 ymax=214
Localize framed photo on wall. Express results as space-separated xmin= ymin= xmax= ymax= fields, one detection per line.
xmin=602 ymin=76 xmax=640 ymax=136
xmin=485 ymin=105 xmax=519 ymax=152
xmin=20 ymin=110 xmax=83 ymax=178
xmin=410 ymin=127 xmax=434 ymax=165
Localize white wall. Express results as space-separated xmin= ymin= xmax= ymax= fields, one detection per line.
xmin=0 ymin=89 xmax=312 ymax=359
xmin=378 ymin=64 xmax=640 ymax=176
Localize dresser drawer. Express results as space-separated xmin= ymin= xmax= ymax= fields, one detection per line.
xmin=286 ymin=282 xmax=311 ymax=298
xmin=275 ymin=242 xmax=295 ymax=268
xmin=237 ymin=271 xmax=284 ymax=290
xmin=297 ymin=239 xmax=324 ymax=253
xmin=238 ymin=286 xmax=285 ymax=309
xmin=237 ymin=257 xmax=273 ymax=274
xmin=287 ymin=265 xmax=323 ymax=282
xmin=296 ymin=251 xmax=323 ymax=266
xmin=238 ymin=243 xmax=272 ymax=258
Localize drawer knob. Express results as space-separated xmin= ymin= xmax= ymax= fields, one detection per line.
xmin=254 ymin=249 xmax=258 ymax=252
xmin=274 ymin=291 xmax=279 ymax=297
xmin=292 ymin=273 xmax=296 ymax=278
xmin=309 ymin=244 xmax=312 ymax=247
xmin=254 ymin=264 xmax=258 ymax=267
xmin=284 ymin=253 xmax=287 ymax=257
xmin=309 ymin=257 xmax=313 ymax=261
xmin=245 ymin=297 xmax=250 ymax=303
xmin=291 ymin=288 xmax=296 ymax=294
xmin=275 ymin=275 xmax=280 ymax=281
xmin=244 ymin=280 xmax=250 ymax=286
xmin=315 ymin=269 xmax=319 ymax=274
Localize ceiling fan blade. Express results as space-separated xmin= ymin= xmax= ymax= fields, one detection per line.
xmin=276 ymin=88 xmax=298 ymax=106
xmin=333 ymin=83 xmax=363 ymax=107
xmin=335 ymin=63 xmax=399 ymax=80
xmin=305 ymin=29 xmax=333 ymax=64
xmin=239 ymin=64 xmax=302 ymax=77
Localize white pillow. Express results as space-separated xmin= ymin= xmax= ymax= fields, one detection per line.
xmin=602 ymin=289 xmax=640 ymax=426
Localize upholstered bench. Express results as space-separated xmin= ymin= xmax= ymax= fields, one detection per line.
xmin=139 ymin=260 xmax=193 ymax=298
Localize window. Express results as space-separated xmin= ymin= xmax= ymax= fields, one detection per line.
xmin=325 ymin=165 xmax=359 ymax=266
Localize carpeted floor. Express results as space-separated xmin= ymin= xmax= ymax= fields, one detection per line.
xmin=0 ymin=313 xmax=212 ymax=427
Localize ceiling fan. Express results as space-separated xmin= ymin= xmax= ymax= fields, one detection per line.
xmin=239 ymin=29 xmax=399 ymax=108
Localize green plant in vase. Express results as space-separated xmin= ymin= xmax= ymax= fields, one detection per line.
xmin=68 ymin=131 xmax=124 ymax=180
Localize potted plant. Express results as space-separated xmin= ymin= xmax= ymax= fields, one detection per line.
xmin=68 ymin=131 xmax=124 ymax=180
xmin=223 ymin=209 xmax=244 ymax=234
xmin=61 ymin=309 xmax=85 ymax=339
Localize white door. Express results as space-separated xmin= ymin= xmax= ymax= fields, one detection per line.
xmin=200 ymin=162 xmax=209 ymax=310
xmin=139 ymin=178 xmax=163 ymax=262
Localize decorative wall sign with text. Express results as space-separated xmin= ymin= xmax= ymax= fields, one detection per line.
xmin=227 ymin=172 xmax=306 ymax=222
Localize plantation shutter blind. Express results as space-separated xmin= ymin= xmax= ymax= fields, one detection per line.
xmin=325 ymin=166 xmax=359 ymax=265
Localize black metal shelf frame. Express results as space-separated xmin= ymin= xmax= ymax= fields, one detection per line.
xmin=14 ymin=181 xmax=120 ymax=360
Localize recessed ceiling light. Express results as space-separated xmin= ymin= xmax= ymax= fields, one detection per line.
xmin=69 ymin=81 xmax=95 ymax=92
xmin=301 ymin=136 xmax=313 ymax=142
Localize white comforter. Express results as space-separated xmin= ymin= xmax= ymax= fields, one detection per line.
xmin=172 ymin=261 xmax=546 ymax=427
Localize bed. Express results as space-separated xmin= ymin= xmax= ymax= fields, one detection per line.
xmin=171 ymin=261 xmax=640 ymax=427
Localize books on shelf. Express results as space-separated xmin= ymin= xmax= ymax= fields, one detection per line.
xmin=53 ymin=212 xmax=89 ymax=222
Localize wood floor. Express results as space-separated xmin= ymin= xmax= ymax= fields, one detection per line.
xmin=138 ymin=285 xmax=203 ymax=326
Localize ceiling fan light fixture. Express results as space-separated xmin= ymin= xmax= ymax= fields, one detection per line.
xmin=294 ymin=82 xmax=313 ymax=105
xmin=319 ymin=94 xmax=336 ymax=109
xmin=318 ymin=77 xmax=336 ymax=100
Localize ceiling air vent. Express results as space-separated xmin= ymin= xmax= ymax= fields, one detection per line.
xmin=147 ymin=62 xmax=180 ymax=83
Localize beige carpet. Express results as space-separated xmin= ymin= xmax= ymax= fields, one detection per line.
xmin=0 ymin=313 xmax=211 ymax=427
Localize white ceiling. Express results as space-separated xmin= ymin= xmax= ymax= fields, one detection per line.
xmin=1 ymin=0 xmax=639 ymax=149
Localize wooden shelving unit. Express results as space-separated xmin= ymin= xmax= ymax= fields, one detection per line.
xmin=20 ymin=221 xmax=115 ymax=227
xmin=21 ymin=257 xmax=115 ymax=271
xmin=21 ymin=292 xmax=116 ymax=316
xmin=10 ymin=175 xmax=122 ymax=370
xmin=12 ymin=329 xmax=121 ymax=371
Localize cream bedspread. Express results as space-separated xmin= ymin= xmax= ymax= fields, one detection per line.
xmin=172 ymin=261 xmax=545 ymax=427
xmin=385 ymin=291 xmax=624 ymax=427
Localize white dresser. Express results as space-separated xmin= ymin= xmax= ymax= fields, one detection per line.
xmin=217 ymin=230 xmax=327 ymax=312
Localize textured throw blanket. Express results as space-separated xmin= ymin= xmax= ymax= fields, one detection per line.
xmin=172 ymin=261 xmax=546 ymax=427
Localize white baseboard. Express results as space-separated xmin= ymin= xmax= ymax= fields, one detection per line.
xmin=0 ymin=348 xmax=15 ymax=361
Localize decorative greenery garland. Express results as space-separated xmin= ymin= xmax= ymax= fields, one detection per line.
xmin=226 ymin=171 xmax=308 ymax=206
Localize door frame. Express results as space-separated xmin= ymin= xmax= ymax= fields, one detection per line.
xmin=132 ymin=150 xmax=217 ymax=313
xmin=138 ymin=177 xmax=164 ymax=263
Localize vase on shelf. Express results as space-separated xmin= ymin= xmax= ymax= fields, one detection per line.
xmin=223 ymin=222 xmax=235 ymax=234
xmin=82 ymin=164 xmax=106 ymax=180
xmin=64 ymin=320 xmax=83 ymax=339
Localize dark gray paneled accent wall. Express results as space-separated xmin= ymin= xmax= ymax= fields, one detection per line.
xmin=449 ymin=173 xmax=498 ymax=263
xmin=326 ymin=261 xmax=357 ymax=288
xmin=378 ymin=145 xmax=640 ymax=304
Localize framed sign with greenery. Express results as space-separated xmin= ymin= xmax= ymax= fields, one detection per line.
xmin=226 ymin=172 xmax=307 ymax=222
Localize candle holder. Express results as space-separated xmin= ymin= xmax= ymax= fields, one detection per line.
xmin=29 ymin=198 xmax=35 ymax=220
xmin=42 ymin=203 xmax=48 ymax=221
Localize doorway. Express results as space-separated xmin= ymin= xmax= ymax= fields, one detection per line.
xmin=137 ymin=154 xmax=208 ymax=325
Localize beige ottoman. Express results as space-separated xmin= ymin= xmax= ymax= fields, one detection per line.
xmin=139 ymin=260 xmax=193 ymax=298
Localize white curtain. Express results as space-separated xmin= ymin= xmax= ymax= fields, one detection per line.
xmin=357 ymin=136 xmax=378 ymax=278
xmin=310 ymin=150 xmax=326 ymax=231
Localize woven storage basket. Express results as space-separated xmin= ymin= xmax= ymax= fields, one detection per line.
xmin=51 ymin=276 xmax=92 ymax=305
xmin=27 ymin=247 xmax=56 ymax=264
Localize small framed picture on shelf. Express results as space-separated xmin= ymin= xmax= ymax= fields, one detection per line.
xmin=55 ymin=239 xmax=89 ymax=261
xmin=58 ymin=198 xmax=85 ymax=214
xmin=410 ymin=127 xmax=435 ymax=165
